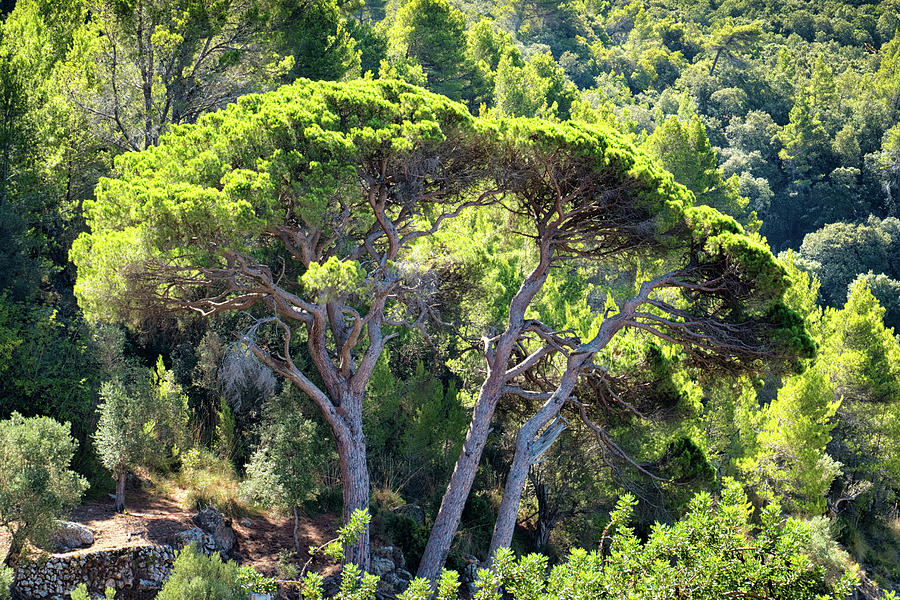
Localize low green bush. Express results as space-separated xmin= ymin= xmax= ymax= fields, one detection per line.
xmin=0 ymin=566 xmax=12 ymax=600
xmin=310 ymin=482 xmax=858 ymax=600
xmin=156 ymin=544 xmax=276 ymax=600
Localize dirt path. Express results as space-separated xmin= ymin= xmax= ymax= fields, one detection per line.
xmin=1 ymin=483 xmax=339 ymax=577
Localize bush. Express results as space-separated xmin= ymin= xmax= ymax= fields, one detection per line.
xmin=177 ymin=448 xmax=248 ymax=518
xmin=69 ymin=584 xmax=114 ymax=600
xmin=0 ymin=565 xmax=12 ymax=600
xmin=306 ymin=482 xmax=857 ymax=600
xmin=156 ymin=544 xmax=275 ymax=600
xmin=0 ymin=413 xmax=88 ymax=565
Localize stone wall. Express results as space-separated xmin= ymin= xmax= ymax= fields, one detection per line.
xmin=13 ymin=545 xmax=176 ymax=600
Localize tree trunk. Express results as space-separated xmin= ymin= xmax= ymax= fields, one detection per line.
xmin=2 ymin=530 xmax=24 ymax=567
xmin=418 ymin=243 xmax=554 ymax=583
xmin=293 ymin=505 xmax=302 ymax=555
xmin=488 ymin=355 xmax=588 ymax=559
xmin=416 ymin=377 xmax=503 ymax=582
xmin=337 ymin=426 xmax=370 ymax=571
xmin=709 ymin=47 xmax=723 ymax=75
xmin=488 ymin=422 xmax=539 ymax=560
xmin=533 ymin=480 xmax=552 ymax=550
xmin=114 ymin=470 xmax=126 ymax=513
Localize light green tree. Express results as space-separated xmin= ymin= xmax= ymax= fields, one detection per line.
xmin=387 ymin=0 xmax=472 ymax=101
xmin=739 ymin=366 xmax=841 ymax=515
xmin=493 ymin=51 xmax=578 ymax=120
xmin=642 ymin=115 xmax=748 ymax=220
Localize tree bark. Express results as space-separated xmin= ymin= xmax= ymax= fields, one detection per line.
xmin=293 ymin=505 xmax=302 ymax=555
xmin=488 ymin=312 xmax=628 ymax=559
xmin=487 ymin=384 xmax=575 ymax=560
xmin=114 ymin=469 xmax=127 ymax=513
xmin=416 ymin=375 xmax=504 ymax=581
xmin=2 ymin=530 xmax=24 ymax=567
xmin=417 ymin=242 xmax=554 ymax=583
xmin=337 ymin=424 xmax=370 ymax=571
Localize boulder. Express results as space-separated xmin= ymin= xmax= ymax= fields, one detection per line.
xmin=192 ymin=507 xmax=226 ymax=533
xmin=370 ymin=555 xmax=396 ymax=577
xmin=391 ymin=504 xmax=426 ymax=526
xmin=373 ymin=545 xmax=405 ymax=570
xmin=50 ymin=521 xmax=94 ymax=552
xmin=191 ymin=507 xmax=237 ymax=556
xmin=169 ymin=527 xmax=215 ymax=553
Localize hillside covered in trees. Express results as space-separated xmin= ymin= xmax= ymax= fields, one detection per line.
xmin=1 ymin=0 xmax=899 ymax=597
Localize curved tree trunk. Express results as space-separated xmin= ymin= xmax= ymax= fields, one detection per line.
xmin=2 ymin=530 xmax=24 ymax=567
xmin=417 ymin=241 xmax=554 ymax=584
xmin=114 ymin=469 xmax=127 ymax=513
xmin=416 ymin=378 xmax=503 ymax=581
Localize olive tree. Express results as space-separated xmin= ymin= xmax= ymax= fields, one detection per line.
xmin=71 ymin=78 xmax=492 ymax=568
xmin=0 ymin=413 xmax=88 ymax=566
xmin=94 ymin=357 xmax=188 ymax=513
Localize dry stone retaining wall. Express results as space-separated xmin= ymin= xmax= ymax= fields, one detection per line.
xmin=12 ymin=545 xmax=176 ymax=600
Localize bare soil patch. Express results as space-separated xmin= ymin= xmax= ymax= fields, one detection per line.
xmin=0 ymin=481 xmax=339 ymax=578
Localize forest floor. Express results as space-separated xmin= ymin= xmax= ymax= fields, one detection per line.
xmin=0 ymin=481 xmax=339 ymax=577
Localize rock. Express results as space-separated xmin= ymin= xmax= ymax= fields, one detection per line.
xmin=391 ymin=504 xmax=426 ymax=526
xmin=376 ymin=571 xmax=409 ymax=596
xmin=241 ymin=519 xmax=253 ymax=527
xmin=192 ymin=507 xmax=237 ymax=556
xmin=370 ymin=555 xmax=396 ymax=577
xmin=373 ymin=545 xmax=405 ymax=570
xmin=139 ymin=579 xmax=162 ymax=590
xmin=249 ymin=594 xmax=275 ymax=600
xmin=50 ymin=521 xmax=94 ymax=552
xmin=212 ymin=521 xmax=236 ymax=556
xmin=169 ymin=527 xmax=215 ymax=551
xmin=192 ymin=506 xmax=226 ymax=533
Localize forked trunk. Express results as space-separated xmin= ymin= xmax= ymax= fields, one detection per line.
xmin=114 ymin=469 xmax=127 ymax=513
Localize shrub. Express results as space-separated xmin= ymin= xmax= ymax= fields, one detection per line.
xmin=0 ymin=413 xmax=88 ymax=566
xmin=69 ymin=584 xmax=114 ymax=600
xmin=0 ymin=565 xmax=12 ymax=600
xmin=177 ymin=448 xmax=248 ymax=518
xmin=306 ymin=482 xmax=856 ymax=600
xmin=157 ymin=544 xmax=276 ymax=600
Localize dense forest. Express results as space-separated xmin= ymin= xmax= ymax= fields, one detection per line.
xmin=0 ymin=0 xmax=899 ymax=597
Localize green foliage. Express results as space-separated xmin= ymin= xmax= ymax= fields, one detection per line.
xmin=241 ymin=395 xmax=330 ymax=513
xmin=0 ymin=413 xmax=88 ymax=565
xmin=493 ymin=52 xmax=579 ymax=120
xmin=739 ymin=365 xmax=841 ymax=515
xmin=178 ymin=448 xmax=249 ymax=519
xmin=157 ymin=544 xmax=276 ymax=600
xmin=387 ymin=0 xmax=473 ymax=101
xmin=69 ymin=584 xmax=115 ymax=600
xmin=797 ymin=217 xmax=900 ymax=308
xmin=642 ymin=114 xmax=748 ymax=220
xmin=71 ymin=77 xmax=477 ymax=323
xmin=94 ymin=357 xmax=189 ymax=481
xmin=0 ymin=565 xmax=11 ymax=600
xmin=304 ymin=484 xmax=856 ymax=600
